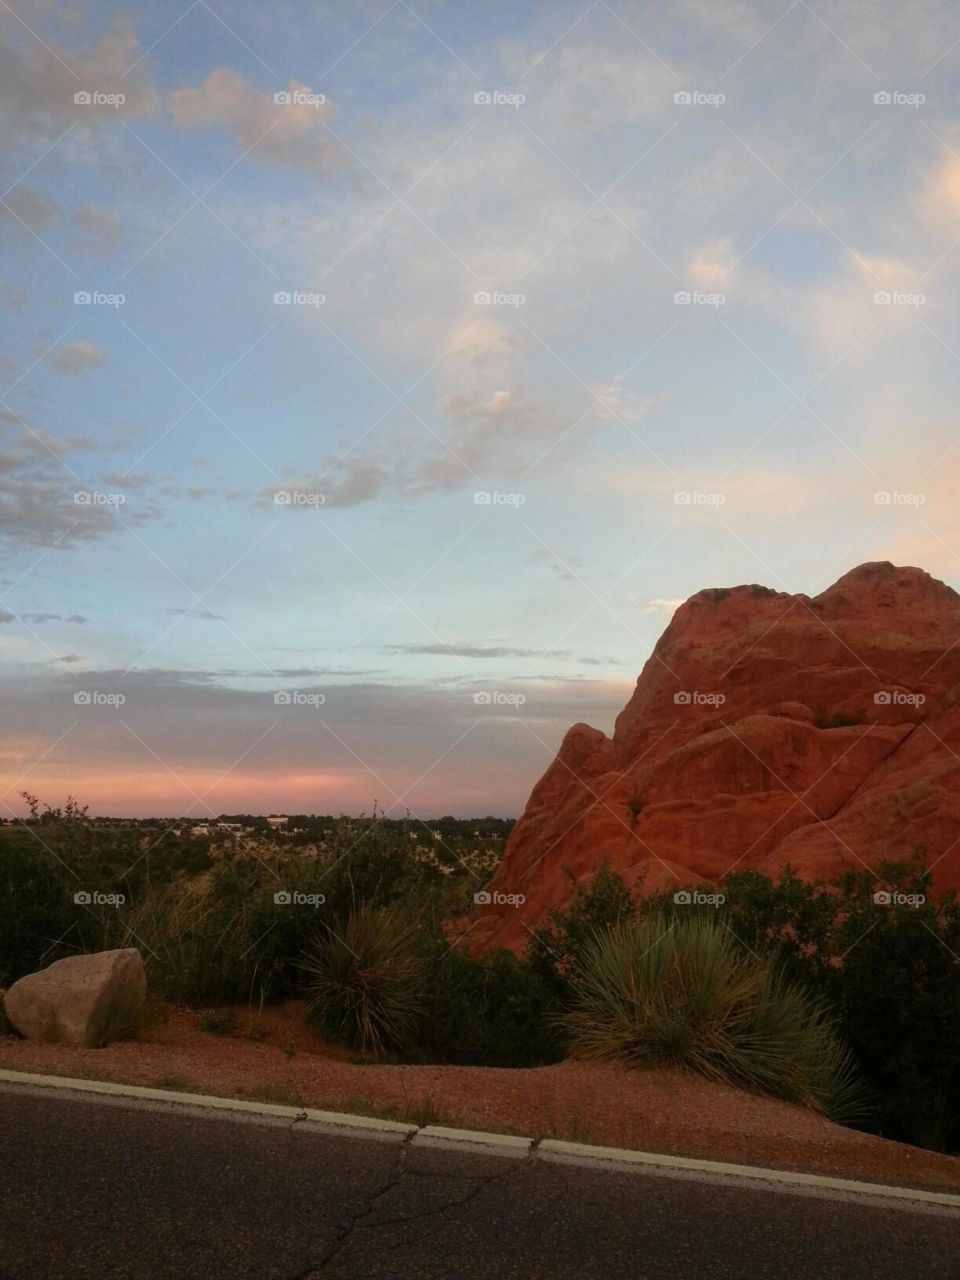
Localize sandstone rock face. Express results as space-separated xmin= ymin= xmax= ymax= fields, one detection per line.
xmin=472 ymin=563 xmax=960 ymax=952
xmin=2 ymin=948 xmax=146 ymax=1047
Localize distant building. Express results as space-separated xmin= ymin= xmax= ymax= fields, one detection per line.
xmin=266 ymin=815 xmax=288 ymax=829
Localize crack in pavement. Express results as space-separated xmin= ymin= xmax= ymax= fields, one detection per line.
xmin=296 ymin=1130 xmax=415 ymax=1276
xmin=297 ymin=1138 xmax=537 ymax=1275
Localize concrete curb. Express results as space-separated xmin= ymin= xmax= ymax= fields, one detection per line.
xmin=416 ymin=1124 xmax=533 ymax=1157
xmin=0 ymin=1069 xmax=416 ymax=1141
xmin=537 ymin=1139 xmax=960 ymax=1209
xmin=2 ymin=1067 xmax=959 ymax=1210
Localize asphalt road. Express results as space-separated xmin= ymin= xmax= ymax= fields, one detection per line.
xmin=2 ymin=1085 xmax=959 ymax=1280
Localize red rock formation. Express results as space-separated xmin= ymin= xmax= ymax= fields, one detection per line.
xmin=471 ymin=563 xmax=960 ymax=952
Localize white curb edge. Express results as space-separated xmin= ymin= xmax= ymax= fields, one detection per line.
xmin=0 ymin=1068 xmax=416 ymax=1139
xmin=536 ymin=1139 xmax=960 ymax=1209
xmin=2 ymin=1067 xmax=958 ymax=1210
xmin=416 ymin=1124 xmax=533 ymax=1156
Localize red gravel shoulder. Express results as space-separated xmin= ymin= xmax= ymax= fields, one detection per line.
xmin=2 ymin=1001 xmax=958 ymax=1195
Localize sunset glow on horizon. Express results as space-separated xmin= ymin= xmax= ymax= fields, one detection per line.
xmin=3 ymin=2 xmax=960 ymax=817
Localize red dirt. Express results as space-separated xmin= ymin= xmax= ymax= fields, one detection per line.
xmin=3 ymin=1002 xmax=959 ymax=1195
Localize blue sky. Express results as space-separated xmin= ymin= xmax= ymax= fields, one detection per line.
xmin=2 ymin=0 xmax=960 ymax=816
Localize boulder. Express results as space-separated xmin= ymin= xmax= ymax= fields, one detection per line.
xmin=469 ymin=563 xmax=960 ymax=952
xmin=2 ymin=948 xmax=146 ymax=1047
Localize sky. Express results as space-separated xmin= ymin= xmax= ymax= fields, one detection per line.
xmin=2 ymin=0 xmax=960 ymax=819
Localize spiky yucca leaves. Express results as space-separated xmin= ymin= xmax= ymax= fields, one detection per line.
xmin=301 ymin=905 xmax=427 ymax=1056
xmin=565 ymin=914 xmax=864 ymax=1122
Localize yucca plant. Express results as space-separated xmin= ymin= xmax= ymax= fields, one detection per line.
xmin=564 ymin=914 xmax=864 ymax=1122
xmin=300 ymin=905 xmax=426 ymax=1055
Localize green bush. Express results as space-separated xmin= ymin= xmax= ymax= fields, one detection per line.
xmin=527 ymin=863 xmax=636 ymax=989
xmin=300 ymin=905 xmax=427 ymax=1055
xmin=113 ymin=872 xmax=279 ymax=1004
xmin=110 ymin=856 xmax=347 ymax=1004
xmin=421 ymin=946 xmax=565 ymax=1067
xmin=717 ymin=863 xmax=960 ymax=1149
xmin=0 ymin=834 xmax=77 ymax=986
xmin=565 ymin=913 xmax=864 ymax=1121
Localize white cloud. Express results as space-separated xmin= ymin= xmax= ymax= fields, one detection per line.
xmin=0 ymin=16 xmax=158 ymax=136
xmin=687 ymin=239 xmax=736 ymax=289
xmin=640 ymin=597 xmax=685 ymax=616
xmin=45 ymin=341 xmax=106 ymax=374
xmin=167 ymin=70 xmax=346 ymax=178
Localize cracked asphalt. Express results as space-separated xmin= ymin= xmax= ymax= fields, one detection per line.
xmin=2 ymin=1086 xmax=959 ymax=1279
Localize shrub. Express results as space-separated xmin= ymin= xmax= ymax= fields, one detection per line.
xmin=824 ymin=870 xmax=960 ymax=1151
xmin=300 ymin=905 xmax=427 ymax=1055
xmin=421 ymin=946 xmax=565 ymax=1067
xmin=202 ymin=1009 xmax=237 ymax=1036
xmin=565 ymin=913 xmax=864 ymax=1121
xmin=0 ymin=834 xmax=77 ymax=986
xmin=113 ymin=874 xmax=281 ymax=1004
xmin=112 ymin=857 xmax=340 ymax=1004
xmin=716 ymin=862 xmax=960 ymax=1149
xmin=527 ymin=863 xmax=636 ymax=988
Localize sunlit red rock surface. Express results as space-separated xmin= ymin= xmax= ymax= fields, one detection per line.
xmin=470 ymin=563 xmax=960 ymax=952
